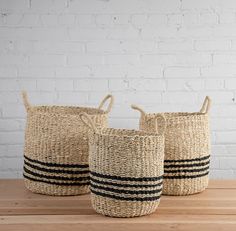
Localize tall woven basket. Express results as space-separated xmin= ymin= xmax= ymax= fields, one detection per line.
xmin=22 ymin=91 xmax=114 ymax=196
xmin=80 ymin=112 xmax=166 ymax=218
xmin=132 ymin=96 xmax=211 ymax=196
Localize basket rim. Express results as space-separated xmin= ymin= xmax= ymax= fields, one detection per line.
xmin=144 ymin=111 xmax=208 ymax=118
xmin=27 ymin=105 xmax=108 ymax=116
xmin=93 ymin=127 xmax=165 ymax=138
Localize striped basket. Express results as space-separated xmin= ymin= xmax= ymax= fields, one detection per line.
xmin=80 ymin=112 xmax=166 ymax=218
xmin=132 ymin=96 xmax=211 ymax=196
xmin=22 ymin=91 xmax=114 ymax=196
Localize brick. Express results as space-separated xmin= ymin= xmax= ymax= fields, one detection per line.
xmin=2 ymin=105 xmax=25 ymax=118
xmin=108 ymin=79 xmax=129 ymax=91
xmin=0 ymin=119 xmax=20 ymax=131
xmin=30 ymin=0 xmax=67 ymax=13
xmin=112 ymin=15 xmax=130 ymax=25
xmin=34 ymin=41 xmax=85 ymax=53
xmin=129 ymin=79 xmax=166 ymax=91
xmin=213 ymin=54 xmax=236 ymax=64
xmin=216 ymin=131 xmax=236 ymax=143
xmin=162 ymin=92 xmax=198 ymax=104
xmin=158 ymin=40 xmax=193 ymax=51
xmin=219 ymin=12 xmax=236 ymax=23
xmin=167 ymin=79 xmax=204 ymax=91
xmin=68 ymin=28 xmax=108 ymax=40
xmin=67 ymin=54 xmax=104 ymax=65
xmin=6 ymin=145 xmax=24 ymax=157
xmin=164 ymin=67 xmax=200 ymax=78
xmin=37 ymin=79 xmax=55 ymax=91
xmin=205 ymin=79 xmax=224 ymax=90
xmin=0 ymin=0 xmax=29 ymax=12
xmin=201 ymin=65 xmax=236 ymax=77
xmin=142 ymin=54 xmax=176 ymax=65
xmin=199 ymin=12 xmax=218 ymax=24
xmin=148 ymin=14 xmax=167 ymax=25
xmin=0 ymin=54 xmax=27 ymax=66
xmin=2 ymin=157 xmax=23 ymax=170
xmin=56 ymin=92 xmax=88 ymax=105
xmin=0 ymin=67 xmax=17 ymax=78
xmin=197 ymin=39 xmax=230 ymax=51
xmin=41 ymin=14 xmax=58 ymax=26
xmin=29 ymin=55 xmax=66 ymax=66
xmin=74 ymin=79 xmax=108 ymax=91
xmin=18 ymin=67 xmax=55 ymax=78
xmin=0 ymin=132 xmax=24 ymax=144
xmin=95 ymin=15 xmax=112 ymax=26
xmin=77 ymin=15 xmax=95 ymax=25
xmin=58 ymin=15 xmax=75 ymax=26
xmin=131 ymin=15 xmax=148 ymax=26
xmin=168 ymin=14 xmax=183 ymax=25
xmin=104 ymin=55 xmax=140 ymax=65
xmin=55 ymin=67 xmax=91 ymax=78
xmin=55 ymin=80 xmax=74 ymax=91
xmin=225 ymin=78 xmax=236 ymax=89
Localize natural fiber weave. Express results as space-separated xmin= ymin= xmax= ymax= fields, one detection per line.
xmin=132 ymin=96 xmax=211 ymax=196
xmin=22 ymin=91 xmax=114 ymax=196
xmin=80 ymin=112 xmax=166 ymax=218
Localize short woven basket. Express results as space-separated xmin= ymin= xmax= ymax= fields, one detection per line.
xmin=132 ymin=96 xmax=211 ymax=196
xmin=22 ymin=91 xmax=114 ymax=196
xmin=80 ymin=112 xmax=166 ymax=218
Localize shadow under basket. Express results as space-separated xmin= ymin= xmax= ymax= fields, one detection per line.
xmin=22 ymin=91 xmax=114 ymax=196
xmin=132 ymin=96 xmax=211 ymax=196
xmin=80 ymin=112 xmax=166 ymax=217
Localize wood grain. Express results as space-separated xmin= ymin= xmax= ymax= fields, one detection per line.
xmin=0 ymin=180 xmax=236 ymax=231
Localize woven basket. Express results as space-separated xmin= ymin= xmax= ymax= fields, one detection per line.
xmin=22 ymin=91 xmax=114 ymax=196
xmin=132 ymin=96 xmax=211 ymax=196
xmin=80 ymin=112 xmax=166 ymax=218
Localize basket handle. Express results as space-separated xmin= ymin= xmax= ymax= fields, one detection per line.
xmin=22 ymin=91 xmax=31 ymax=111
xmin=131 ymin=104 xmax=146 ymax=116
xmin=79 ymin=112 xmax=97 ymax=132
xmin=154 ymin=114 xmax=166 ymax=135
xmin=98 ymin=94 xmax=114 ymax=113
xmin=200 ymin=96 xmax=211 ymax=114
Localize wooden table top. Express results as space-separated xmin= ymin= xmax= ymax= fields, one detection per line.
xmin=0 ymin=179 xmax=236 ymax=231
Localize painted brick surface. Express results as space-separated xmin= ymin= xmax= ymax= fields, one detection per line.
xmin=0 ymin=0 xmax=236 ymax=178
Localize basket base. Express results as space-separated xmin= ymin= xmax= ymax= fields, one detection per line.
xmin=91 ymin=194 xmax=160 ymax=218
xmin=162 ymin=175 xmax=209 ymax=196
xmin=24 ymin=179 xmax=90 ymax=196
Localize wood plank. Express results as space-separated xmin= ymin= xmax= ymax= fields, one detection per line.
xmin=208 ymin=180 xmax=236 ymax=189
xmin=1 ymin=223 xmax=236 ymax=231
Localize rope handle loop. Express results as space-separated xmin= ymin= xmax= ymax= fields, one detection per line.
xmin=79 ymin=112 xmax=97 ymax=132
xmin=21 ymin=91 xmax=31 ymax=111
xmin=154 ymin=114 xmax=166 ymax=135
xmin=200 ymin=96 xmax=211 ymax=114
xmin=98 ymin=94 xmax=114 ymax=113
xmin=131 ymin=104 xmax=146 ymax=116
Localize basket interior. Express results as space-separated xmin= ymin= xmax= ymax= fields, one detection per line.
xmin=31 ymin=105 xmax=105 ymax=116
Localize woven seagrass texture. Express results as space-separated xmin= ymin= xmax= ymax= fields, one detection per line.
xmin=132 ymin=96 xmax=211 ymax=196
xmin=80 ymin=112 xmax=166 ymax=218
xmin=22 ymin=91 xmax=113 ymax=196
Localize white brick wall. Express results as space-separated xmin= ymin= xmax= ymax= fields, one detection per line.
xmin=0 ymin=0 xmax=236 ymax=179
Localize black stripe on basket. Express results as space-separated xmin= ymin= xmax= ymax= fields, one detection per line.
xmin=90 ymin=182 xmax=162 ymax=195
xmin=90 ymin=176 xmax=163 ymax=188
xmin=164 ymin=166 xmax=209 ymax=174
xmin=164 ymin=155 xmax=210 ymax=163
xmin=90 ymin=188 xmax=161 ymax=202
xmin=23 ymin=174 xmax=90 ymax=186
xmin=90 ymin=171 xmax=163 ymax=182
xmin=164 ymin=171 xmax=209 ymax=179
xmin=24 ymin=160 xmax=89 ymax=175
xmin=164 ymin=160 xmax=210 ymax=169
xmin=24 ymin=166 xmax=90 ymax=182
xmin=24 ymin=155 xmax=89 ymax=169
